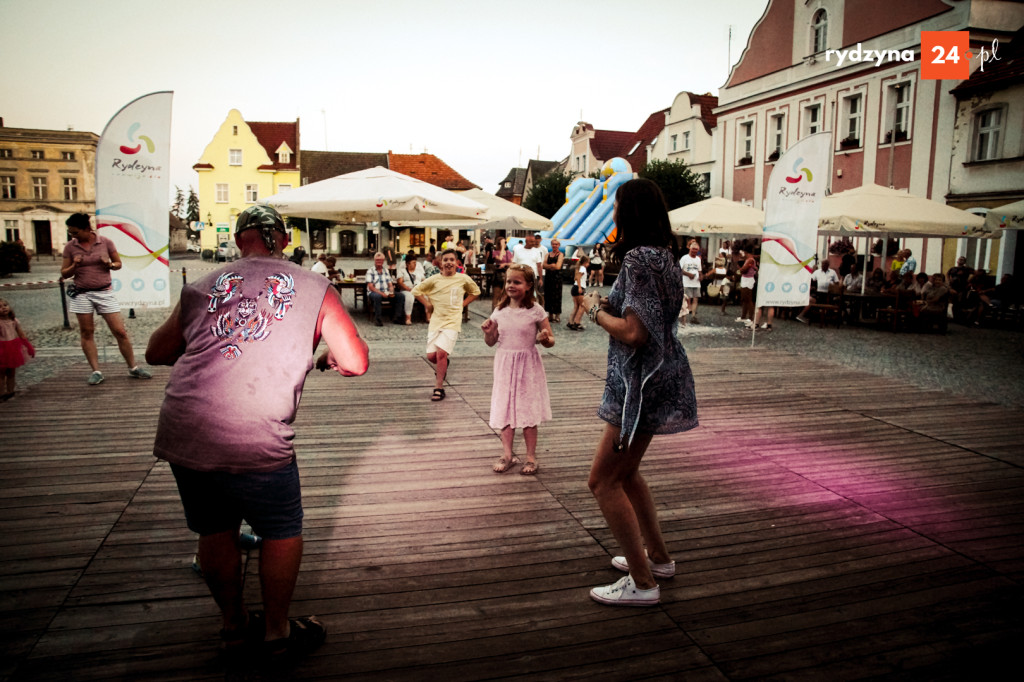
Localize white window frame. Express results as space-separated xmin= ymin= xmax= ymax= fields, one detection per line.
xmin=245 ymin=184 xmax=259 ymax=203
xmin=671 ymin=134 xmax=678 ymax=152
xmin=30 ymin=150 xmax=44 ymax=160
xmin=0 ymin=149 xmax=11 ymax=159
xmin=811 ymin=9 xmax=828 ymax=54
xmin=0 ymin=176 xmax=15 ymax=199
xmin=682 ymin=131 xmax=691 ymax=150
xmin=229 ymin=149 xmax=243 ymax=166
xmin=842 ymin=94 xmax=863 ymax=146
xmin=883 ymin=81 xmax=913 ymax=143
xmin=63 ymin=177 xmax=78 ymax=200
xmin=803 ymin=104 xmax=822 ymax=137
xmin=5 ymin=219 xmax=19 ymax=242
xmin=278 ymin=150 xmax=290 ymax=164
xmin=770 ymin=114 xmax=785 ymax=158
xmin=972 ymin=106 xmax=1004 ymax=161
xmin=738 ymin=121 xmax=754 ymax=163
xmin=277 ymin=184 xmax=292 ymax=193
xmin=61 ymin=151 xmax=76 ymax=161
xmin=32 ymin=176 xmax=47 ymax=199
xmin=216 ymin=183 xmax=229 ymax=203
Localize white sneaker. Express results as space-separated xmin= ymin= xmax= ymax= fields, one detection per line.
xmin=735 ymin=317 xmax=745 ymax=323
xmin=589 ymin=575 xmax=660 ymax=606
xmin=611 ymin=554 xmax=676 ymax=579
xmin=796 ymin=316 xmax=809 ymax=324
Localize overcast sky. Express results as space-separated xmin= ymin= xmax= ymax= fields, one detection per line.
xmin=0 ymin=0 xmax=768 ymax=199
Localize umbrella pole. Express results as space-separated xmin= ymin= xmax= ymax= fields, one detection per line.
xmin=861 ymin=237 xmax=868 ymax=294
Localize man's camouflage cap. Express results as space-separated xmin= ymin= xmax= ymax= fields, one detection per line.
xmin=235 ymin=205 xmax=286 ymax=235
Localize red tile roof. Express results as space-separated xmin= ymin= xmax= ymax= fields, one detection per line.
xmin=589 ymin=130 xmax=635 ymax=162
xmin=624 ymin=109 xmax=670 ymax=171
xmin=687 ymin=93 xmax=719 ymax=135
xmin=588 ymin=108 xmax=670 ymax=172
xmin=246 ymin=120 xmax=300 ymax=171
xmin=387 ymin=152 xmax=478 ymax=190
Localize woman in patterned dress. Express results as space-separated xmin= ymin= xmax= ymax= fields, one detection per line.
xmin=582 ymin=178 xmax=698 ymax=607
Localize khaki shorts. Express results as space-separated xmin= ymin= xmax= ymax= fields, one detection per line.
xmin=426 ymin=328 xmax=458 ymax=355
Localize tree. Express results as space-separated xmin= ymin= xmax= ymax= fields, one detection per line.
xmin=186 ymin=186 xmax=200 ymax=224
xmin=523 ymin=169 xmax=575 ymax=218
xmin=637 ymin=159 xmax=705 ymax=211
xmin=171 ymin=186 xmax=185 ymax=220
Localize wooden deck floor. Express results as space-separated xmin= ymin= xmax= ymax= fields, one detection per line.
xmin=1 ymin=347 xmax=1022 ymax=681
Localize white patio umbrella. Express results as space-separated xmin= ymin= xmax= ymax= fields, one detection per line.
xmin=262 ymin=167 xmax=488 ymax=223
xmin=818 ymin=183 xmax=990 ymax=238
xmin=667 ymin=197 xmax=765 ymax=236
xmin=391 ymin=188 xmax=552 ymax=232
xmin=984 ymin=199 xmax=1024 ymax=232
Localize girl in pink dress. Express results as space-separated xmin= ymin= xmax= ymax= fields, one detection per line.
xmin=482 ymin=264 xmax=554 ymax=475
xmin=0 ymin=298 xmax=35 ymax=401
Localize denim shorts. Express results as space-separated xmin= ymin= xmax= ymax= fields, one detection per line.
xmin=170 ymin=459 xmax=303 ymax=540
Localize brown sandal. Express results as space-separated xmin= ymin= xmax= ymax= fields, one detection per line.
xmin=493 ymin=456 xmax=520 ymax=473
xmin=520 ymin=461 xmax=539 ymax=475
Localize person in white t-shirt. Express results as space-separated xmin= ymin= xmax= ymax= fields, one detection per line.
xmin=513 ymin=234 xmax=544 ymax=295
xmin=796 ymin=260 xmax=840 ymax=323
xmin=678 ymin=242 xmax=703 ymax=324
xmin=310 ymin=254 xmax=328 ymax=276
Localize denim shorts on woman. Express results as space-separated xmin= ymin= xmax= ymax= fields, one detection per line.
xmin=169 ymin=459 xmax=303 ymax=540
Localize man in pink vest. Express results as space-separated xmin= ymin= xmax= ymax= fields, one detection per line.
xmin=147 ymin=205 xmax=368 ymax=666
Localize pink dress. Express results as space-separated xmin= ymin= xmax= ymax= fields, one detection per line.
xmin=488 ymin=304 xmax=552 ymax=429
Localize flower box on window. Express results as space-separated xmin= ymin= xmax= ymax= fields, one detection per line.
xmin=767 ymin=150 xmax=780 ymax=162
xmin=884 ymin=130 xmax=908 ymax=144
xmin=839 ymin=136 xmax=860 ymax=149
xmin=737 ymin=156 xmax=753 ymax=166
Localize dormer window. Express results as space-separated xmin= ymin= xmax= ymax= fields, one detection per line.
xmin=275 ymin=142 xmax=293 ymax=165
xmin=811 ymin=9 xmax=828 ymax=54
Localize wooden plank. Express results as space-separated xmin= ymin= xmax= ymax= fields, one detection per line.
xmin=2 ymin=347 xmax=1023 ymax=680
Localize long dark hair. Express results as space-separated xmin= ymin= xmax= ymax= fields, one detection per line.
xmin=610 ymin=178 xmax=676 ymax=261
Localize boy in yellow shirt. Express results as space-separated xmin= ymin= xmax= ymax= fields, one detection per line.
xmin=411 ymin=249 xmax=480 ymax=401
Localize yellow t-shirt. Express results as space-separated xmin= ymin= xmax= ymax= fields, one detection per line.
xmin=411 ymin=273 xmax=481 ymax=334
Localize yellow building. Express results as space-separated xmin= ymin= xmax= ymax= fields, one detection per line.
xmin=192 ymin=110 xmax=299 ymax=252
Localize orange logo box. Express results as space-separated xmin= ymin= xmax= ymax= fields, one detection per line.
xmin=921 ymin=31 xmax=971 ymax=80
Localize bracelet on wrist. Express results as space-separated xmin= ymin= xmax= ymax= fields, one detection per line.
xmin=588 ymin=304 xmax=601 ymax=322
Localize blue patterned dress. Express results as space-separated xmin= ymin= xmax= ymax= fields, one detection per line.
xmin=597 ymin=246 xmax=698 ymax=446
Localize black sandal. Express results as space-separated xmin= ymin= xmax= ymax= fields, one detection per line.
xmin=220 ymin=610 xmax=264 ymax=659
xmin=431 ymin=388 xmax=446 ymax=401
xmin=263 ymin=615 xmax=326 ymax=665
